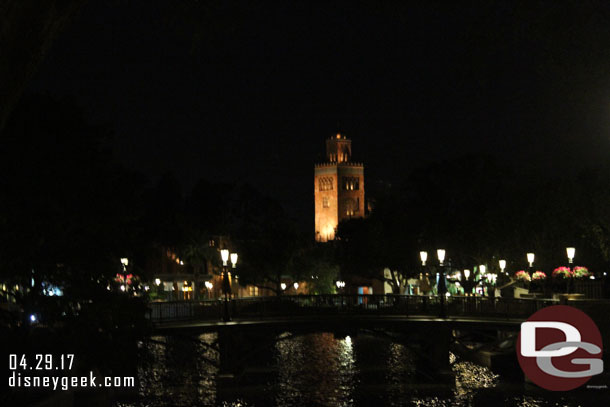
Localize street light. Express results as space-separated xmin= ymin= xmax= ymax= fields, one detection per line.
xmin=120 ymin=258 xmax=129 ymax=293
xmin=420 ymin=251 xmax=428 ymax=266
xmin=204 ymin=281 xmax=213 ymax=299
xmin=280 ymin=283 xmax=287 ymax=291
xmin=527 ymin=252 xmax=535 ymax=275
xmin=488 ymin=273 xmax=497 ymax=298
xmin=437 ymin=249 xmax=445 ymax=265
xmin=499 ymin=260 xmax=506 ymax=274
xmin=293 ymin=282 xmax=299 ymax=290
xmin=437 ymin=249 xmax=447 ymax=318
xmin=221 ymin=249 xmax=229 ymax=266
xmin=220 ymin=249 xmax=232 ymax=321
xmin=230 ymin=253 xmax=238 ymax=268
xmin=566 ymin=247 xmax=575 ymax=293
xmin=566 ymin=247 xmax=575 ymax=265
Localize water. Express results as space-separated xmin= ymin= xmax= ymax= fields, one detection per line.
xmin=118 ymin=333 xmax=608 ymax=407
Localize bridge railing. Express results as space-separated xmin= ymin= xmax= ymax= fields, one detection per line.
xmin=147 ymin=295 xmax=566 ymax=324
xmin=148 ymin=300 xmax=221 ymax=323
xmin=446 ymin=296 xmax=558 ymax=319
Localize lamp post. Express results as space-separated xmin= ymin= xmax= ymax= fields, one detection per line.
xmin=420 ymin=251 xmax=428 ymax=295
xmin=220 ymin=249 xmax=232 ymax=322
xmin=120 ymin=258 xmax=129 ymax=293
xmin=566 ymin=247 xmax=575 ymax=293
xmin=566 ymin=247 xmax=575 ymax=267
xmin=230 ymin=252 xmax=238 ymax=298
xmin=437 ymin=249 xmax=447 ymax=318
xmin=420 ymin=251 xmax=428 ymax=267
xmin=487 ymin=273 xmax=497 ymax=298
xmin=499 ymin=259 xmax=506 ymax=275
xmin=479 ymin=265 xmax=486 ymax=296
xmin=205 ymin=281 xmax=213 ymax=299
xmin=527 ymin=253 xmax=535 ymax=276
xmin=463 ymin=269 xmax=471 ymax=296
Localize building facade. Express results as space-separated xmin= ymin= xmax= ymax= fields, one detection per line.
xmin=314 ymin=133 xmax=365 ymax=242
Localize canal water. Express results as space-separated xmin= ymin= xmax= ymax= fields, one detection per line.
xmin=116 ymin=333 xmax=608 ymax=407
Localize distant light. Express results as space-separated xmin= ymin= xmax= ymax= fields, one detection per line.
xmin=437 ymin=249 xmax=445 ymax=263
xmin=30 ymin=314 xmax=37 ymax=323
xmin=590 ymin=276 xmax=596 ymax=280
xmin=120 ymin=285 xmax=125 ymax=292
xmin=527 ymin=253 xmax=535 ymax=266
xmin=180 ymin=260 xmax=184 ymax=265
xmin=281 ymin=283 xmax=287 ymax=290
xmin=120 ymin=258 xmax=129 ymax=266
xmin=220 ymin=249 xmax=229 ymax=265
xmin=464 ymin=269 xmax=471 ymax=279
xmin=480 ymin=265 xmax=486 ymax=274
xmin=144 ymin=285 xmax=150 ymax=291
xmin=566 ymin=247 xmax=575 ymax=262
xmin=499 ymin=260 xmax=506 ymax=270
xmin=420 ymin=251 xmax=428 ymax=266
xmin=445 ymin=292 xmax=451 ymax=297
xmin=106 ymin=285 xmax=111 ymax=291
xmin=230 ymin=253 xmax=238 ymax=268
xmin=293 ymin=282 xmax=299 ymax=290
xmin=345 ymin=335 xmax=352 ymax=344
xmin=155 ymin=278 xmax=161 ymax=286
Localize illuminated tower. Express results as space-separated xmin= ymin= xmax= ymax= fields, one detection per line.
xmin=314 ymin=133 xmax=365 ymax=242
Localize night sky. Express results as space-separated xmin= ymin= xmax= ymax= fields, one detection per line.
xmin=27 ymin=1 xmax=610 ymax=220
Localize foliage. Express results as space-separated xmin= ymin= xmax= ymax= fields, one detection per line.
xmin=515 ymin=270 xmax=531 ymax=282
xmin=553 ymin=267 xmax=573 ymax=278
xmin=531 ymin=271 xmax=546 ymax=280
xmin=572 ymin=266 xmax=590 ymax=278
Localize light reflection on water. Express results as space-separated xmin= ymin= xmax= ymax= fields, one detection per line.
xmin=120 ymin=332 xmax=594 ymax=407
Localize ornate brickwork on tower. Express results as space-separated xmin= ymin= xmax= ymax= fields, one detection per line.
xmin=314 ymin=133 xmax=365 ymax=242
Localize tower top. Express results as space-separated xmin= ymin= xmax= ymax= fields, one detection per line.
xmin=326 ymin=133 xmax=352 ymax=163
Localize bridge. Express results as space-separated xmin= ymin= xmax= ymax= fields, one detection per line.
xmin=147 ymin=294 xmax=559 ymax=328
xmin=145 ymin=295 xmax=610 ymax=381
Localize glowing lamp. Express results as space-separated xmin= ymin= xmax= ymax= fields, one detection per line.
xmin=527 ymin=253 xmax=535 ymax=267
xmin=155 ymin=278 xmax=161 ymax=286
xmin=566 ymin=247 xmax=575 ymax=264
xmin=281 ymin=283 xmax=287 ymax=290
xmin=220 ymin=249 xmax=229 ymax=266
xmin=293 ymin=282 xmax=299 ymax=290
xmin=230 ymin=253 xmax=238 ymax=268
xmin=437 ymin=249 xmax=446 ymax=264
xmin=464 ymin=269 xmax=470 ymax=279
xmin=480 ymin=265 xmax=486 ymax=274
xmin=499 ymin=259 xmax=506 ymax=271
xmin=120 ymin=258 xmax=129 ymax=266
xmin=420 ymin=251 xmax=428 ymax=266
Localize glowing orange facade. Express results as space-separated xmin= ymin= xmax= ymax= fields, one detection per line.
xmin=314 ymin=133 xmax=365 ymax=242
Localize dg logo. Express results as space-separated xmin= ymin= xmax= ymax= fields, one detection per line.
xmin=517 ymin=305 xmax=604 ymax=391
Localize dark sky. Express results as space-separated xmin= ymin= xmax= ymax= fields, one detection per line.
xmin=28 ymin=0 xmax=610 ymax=220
